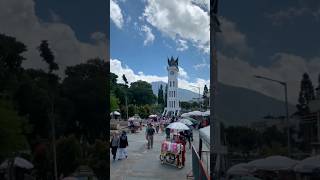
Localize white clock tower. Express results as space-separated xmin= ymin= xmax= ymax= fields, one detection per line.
xmin=163 ymin=56 xmax=181 ymax=117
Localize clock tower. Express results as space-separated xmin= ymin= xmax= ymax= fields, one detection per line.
xmin=163 ymin=56 xmax=181 ymax=117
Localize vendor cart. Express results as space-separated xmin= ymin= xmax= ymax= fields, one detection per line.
xmin=159 ymin=140 xmax=185 ymax=168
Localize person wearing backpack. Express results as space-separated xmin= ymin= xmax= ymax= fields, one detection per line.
xmin=145 ymin=123 xmax=155 ymax=149
xmin=118 ymin=131 xmax=128 ymax=160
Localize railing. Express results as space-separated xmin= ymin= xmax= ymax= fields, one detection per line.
xmin=191 ymin=145 xmax=210 ymax=180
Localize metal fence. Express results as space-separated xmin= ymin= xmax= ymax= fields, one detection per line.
xmin=191 ymin=145 xmax=210 ymax=180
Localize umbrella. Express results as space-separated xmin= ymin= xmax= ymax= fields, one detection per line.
xmin=179 ymin=118 xmax=193 ymax=126
xmin=294 ymin=155 xmax=320 ymax=173
xmin=227 ymin=163 xmax=250 ymax=176
xmin=245 ymin=156 xmax=298 ymax=171
xmin=0 ymin=157 xmax=34 ymax=169
xmin=203 ymin=110 xmax=210 ymax=116
xmin=185 ymin=117 xmax=198 ymax=124
xmin=110 ymin=111 xmax=120 ymax=116
xmin=181 ymin=113 xmax=190 ymax=117
xmin=149 ymin=114 xmax=157 ymax=118
xmin=167 ymin=122 xmax=190 ymax=131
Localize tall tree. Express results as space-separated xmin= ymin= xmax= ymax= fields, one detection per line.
xmin=0 ymin=34 xmax=27 ymax=94
xmin=297 ymin=73 xmax=315 ymax=114
xmin=157 ymin=84 xmax=164 ymax=105
xmin=202 ymin=85 xmax=209 ymax=109
xmin=122 ymin=74 xmax=128 ymax=86
xmin=38 ymin=40 xmax=58 ymax=73
xmin=164 ymin=84 xmax=168 ymax=107
xmin=316 ymin=74 xmax=320 ymax=99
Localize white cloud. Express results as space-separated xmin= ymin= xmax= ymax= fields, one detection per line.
xmin=219 ymin=52 xmax=320 ymax=104
xmin=219 ymin=17 xmax=252 ymax=56
xmin=176 ymin=39 xmax=188 ymax=51
xmin=178 ymin=66 xmax=188 ymax=79
xmin=110 ymin=59 xmax=209 ymax=94
xmin=110 ymin=0 xmax=124 ymax=29
xmin=193 ymin=63 xmax=209 ymax=70
xmin=141 ymin=25 xmax=155 ymax=46
xmin=142 ymin=0 xmax=210 ymax=53
xmin=0 ymin=0 xmax=107 ymax=76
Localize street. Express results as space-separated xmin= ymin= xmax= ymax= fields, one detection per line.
xmin=110 ymin=126 xmax=199 ymax=180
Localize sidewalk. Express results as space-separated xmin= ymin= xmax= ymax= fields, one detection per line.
xmin=110 ymin=127 xmax=199 ymax=180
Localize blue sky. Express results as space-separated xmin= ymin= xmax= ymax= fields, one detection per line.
xmin=1 ymin=0 xmax=320 ymax=103
xmin=109 ymin=0 xmax=320 ymax=103
xmin=110 ymin=0 xmax=210 ymax=94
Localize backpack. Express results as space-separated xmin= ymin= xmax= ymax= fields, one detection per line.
xmin=147 ymin=127 xmax=155 ymax=136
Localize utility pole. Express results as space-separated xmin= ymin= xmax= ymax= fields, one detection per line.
xmin=125 ymin=94 xmax=128 ymax=120
xmin=254 ymin=75 xmax=291 ymax=156
xmin=210 ymin=0 xmax=225 ymax=179
xmin=50 ymin=97 xmax=58 ymax=180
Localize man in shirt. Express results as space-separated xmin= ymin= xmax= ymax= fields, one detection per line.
xmin=145 ymin=123 xmax=155 ymax=149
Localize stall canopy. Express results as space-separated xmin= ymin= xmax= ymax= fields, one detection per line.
xmin=181 ymin=110 xmax=210 ymax=117
xmin=294 ymin=155 xmax=320 ymax=173
xmin=244 ymin=156 xmax=298 ymax=171
xmin=110 ymin=111 xmax=121 ymax=116
xmin=149 ymin=114 xmax=157 ymax=118
xmin=0 ymin=157 xmax=34 ymax=169
xmin=199 ymin=126 xmax=210 ymax=148
xmin=227 ymin=163 xmax=250 ymax=176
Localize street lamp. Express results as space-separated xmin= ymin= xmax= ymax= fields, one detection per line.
xmin=254 ymin=75 xmax=291 ymax=156
xmin=190 ymin=85 xmax=201 ymax=110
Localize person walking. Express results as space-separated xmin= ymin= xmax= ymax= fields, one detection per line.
xmin=110 ymin=132 xmax=120 ymax=161
xmin=118 ymin=131 xmax=128 ymax=160
xmin=184 ymin=130 xmax=192 ymax=149
xmin=145 ymin=123 xmax=155 ymax=149
xmin=155 ymin=122 xmax=160 ymax=133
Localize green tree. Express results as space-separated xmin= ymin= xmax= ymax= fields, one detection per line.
xmin=110 ymin=93 xmax=119 ymax=112
xmin=297 ymin=73 xmax=315 ymax=115
xmin=316 ymin=73 xmax=320 ymax=99
xmin=38 ymin=40 xmax=58 ymax=73
xmin=0 ymin=99 xmax=30 ymax=158
xmin=202 ymin=85 xmax=209 ymax=109
xmin=225 ymin=126 xmax=261 ymax=155
xmin=0 ymin=34 xmax=27 ymax=94
xmin=164 ymin=84 xmax=168 ymax=106
xmin=87 ymin=140 xmax=108 ymax=180
xmin=157 ymin=84 xmax=164 ymax=105
xmin=129 ymin=80 xmax=156 ymax=105
xmin=62 ymin=59 xmax=108 ymax=142
xmin=56 ymin=135 xmax=81 ymax=176
xmin=122 ymin=74 xmax=128 ymax=85
xmin=128 ymin=104 xmax=137 ymax=117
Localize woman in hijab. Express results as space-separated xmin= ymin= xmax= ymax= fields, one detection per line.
xmin=110 ymin=132 xmax=120 ymax=161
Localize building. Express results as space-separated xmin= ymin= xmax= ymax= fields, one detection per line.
xmin=163 ymin=56 xmax=181 ymax=117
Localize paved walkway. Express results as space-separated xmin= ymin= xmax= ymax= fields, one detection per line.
xmin=110 ymin=127 xmax=199 ymax=180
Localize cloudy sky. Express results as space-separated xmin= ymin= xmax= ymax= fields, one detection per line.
xmin=0 ymin=0 xmax=107 ymax=76
xmin=111 ymin=0 xmax=320 ymax=104
xmin=110 ymin=0 xmax=210 ymax=94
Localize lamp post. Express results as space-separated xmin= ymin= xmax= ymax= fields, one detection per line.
xmin=254 ymin=75 xmax=291 ymax=156
xmin=190 ymin=85 xmax=201 ymax=110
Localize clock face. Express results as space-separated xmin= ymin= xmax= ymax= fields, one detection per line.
xmin=170 ymin=71 xmax=174 ymax=75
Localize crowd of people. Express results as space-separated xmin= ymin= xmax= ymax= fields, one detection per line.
xmin=111 ymin=115 xmax=196 ymax=162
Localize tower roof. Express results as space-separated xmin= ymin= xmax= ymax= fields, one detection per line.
xmin=167 ymin=56 xmax=179 ymax=68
